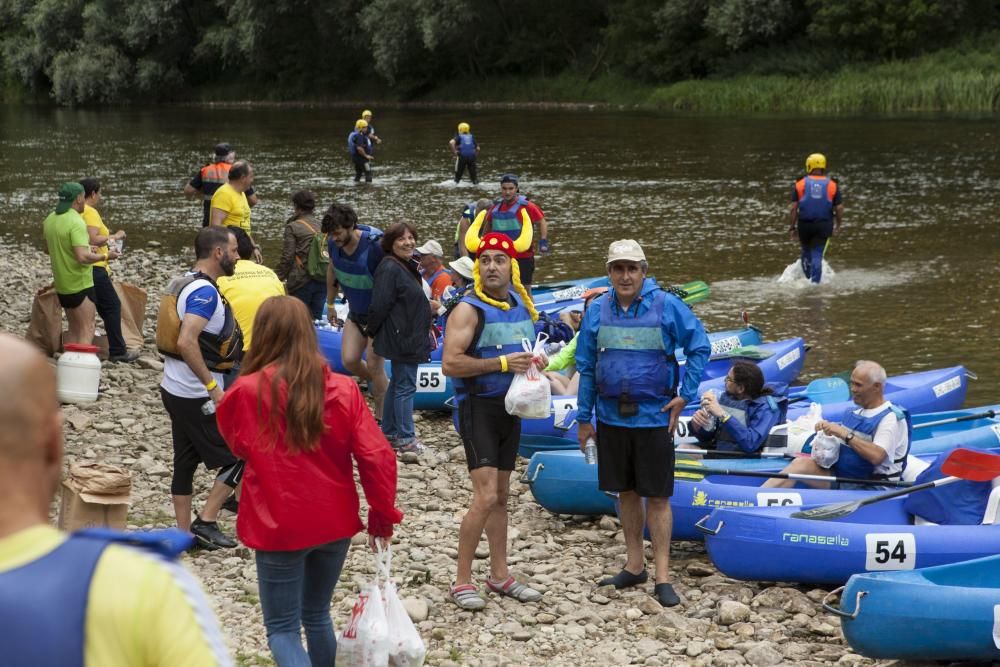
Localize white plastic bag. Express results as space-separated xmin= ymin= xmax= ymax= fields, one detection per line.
xmin=336 ymin=553 xmax=390 ymax=667
xmin=504 ymin=333 xmax=551 ymax=419
xmin=810 ymin=432 xmax=842 ymax=469
xmin=377 ymin=549 xmax=426 ymax=666
xmin=785 ymin=402 xmax=824 ymax=454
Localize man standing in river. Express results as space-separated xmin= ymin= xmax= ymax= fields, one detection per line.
xmin=480 ymin=174 xmax=549 ymax=291
xmin=788 ymin=153 xmax=843 ymax=283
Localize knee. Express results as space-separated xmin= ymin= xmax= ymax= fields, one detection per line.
xmin=646 ymin=497 xmax=670 ymax=513
xmin=494 ymin=489 xmax=509 ymax=510
xmin=472 ymin=489 xmax=498 ymax=512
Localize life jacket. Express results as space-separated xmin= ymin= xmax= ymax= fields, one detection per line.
xmin=903 ymin=446 xmax=994 ymax=525
xmin=795 ymin=176 xmax=837 ymax=222
xmin=199 ymin=161 xmax=231 ymax=200
xmin=457 ymin=133 xmax=477 ymax=158
xmin=155 ymin=272 xmax=244 ymax=371
xmin=0 ymin=528 xmax=191 ymax=667
xmin=293 ymin=217 xmax=329 ymax=281
xmin=713 ymin=390 xmax=786 ymax=455
xmin=455 ymin=202 xmax=476 ymax=243
xmin=489 ymin=196 xmax=530 ymax=241
xmin=452 ymin=293 xmax=535 ymax=399
xmin=330 ymin=226 xmax=383 ymax=316
xmin=833 ymin=404 xmax=912 ymax=480
xmin=347 ymin=130 xmax=364 ymax=157
xmin=595 ymin=290 xmax=678 ymax=401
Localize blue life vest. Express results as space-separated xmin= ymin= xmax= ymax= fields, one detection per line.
xmin=329 ymin=226 xmax=383 ymax=316
xmin=713 ymin=391 xmax=784 ymax=454
xmin=457 ymin=133 xmax=477 ymax=158
xmin=426 ymin=268 xmax=447 ymax=288
xmin=595 ymin=290 xmax=678 ymax=401
xmin=796 ymin=176 xmax=835 ymax=222
xmin=489 ymin=196 xmax=529 ymax=241
xmin=833 ymin=404 xmax=912 ymax=480
xmin=903 ymin=447 xmax=993 ymax=525
xmin=452 ymin=293 xmax=535 ymax=399
xmin=0 ymin=528 xmax=191 ymax=666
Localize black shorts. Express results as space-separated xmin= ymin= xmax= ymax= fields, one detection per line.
xmin=58 ymin=287 xmax=96 ymax=309
xmin=595 ymin=421 xmax=676 ymax=498
xmin=347 ymin=311 xmax=371 ymax=335
xmin=160 ymin=388 xmax=238 ymax=472
xmin=515 ymin=257 xmax=535 ymax=285
xmin=458 ymin=396 xmax=520 ymax=471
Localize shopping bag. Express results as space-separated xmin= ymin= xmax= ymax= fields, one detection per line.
xmin=504 ymin=332 xmax=551 ymax=419
xmin=809 ymin=433 xmax=841 ymax=469
xmin=114 ymin=282 xmax=148 ymax=351
xmin=378 ymin=547 xmax=426 ymax=666
xmin=785 ymin=402 xmax=824 ymax=454
xmin=336 ymin=552 xmax=390 ymax=667
xmin=25 ymin=286 xmax=63 ymax=356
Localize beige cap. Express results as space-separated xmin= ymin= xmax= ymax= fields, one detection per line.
xmin=606 ymin=239 xmax=646 ymax=265
xmin=415 ymin=239 xmax=444 ymax=257
xmin=449 ymin=256 xmax=475 ymax=280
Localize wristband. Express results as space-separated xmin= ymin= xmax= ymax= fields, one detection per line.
xmin=720 ymin=413 xmax=731 ymax=424
xmin=204 ymin=379 xmax=218 ymax=392
xmin=499 ymin=355 xmax=508 ymax=372
xmin=327 ymin=302 xmax=335 ymax=308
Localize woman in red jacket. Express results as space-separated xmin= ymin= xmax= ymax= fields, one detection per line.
xmin=217 ymin=295 xmax=403 ymax=666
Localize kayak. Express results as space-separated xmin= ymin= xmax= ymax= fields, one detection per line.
xmin=832 ymin=554 xmax=1000 ymax=661
xmin=700 ymin=488 xmax=1000 ymax=585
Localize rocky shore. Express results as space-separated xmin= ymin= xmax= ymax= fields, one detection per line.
xmin=2 ymin=238 xmax=904 ymax=667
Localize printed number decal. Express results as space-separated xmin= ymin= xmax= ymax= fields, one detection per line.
xmin=553 ymin=398 xmax=577 ymax=425
xmin=865 ymin=533 xmax=916 ymax=571
xmin=416 ymin=368 xmax=444 ymax=392
xmin=931 ymin=375 xmax=961 ymax=398
xmin=711 ymin=336 xmax=741 ymax=355
xmin=776 ymin=347 xmax=801 ymax=370
xmin=756 ymin=492 xmax=802 ymax=507
xmin=673 ymin=416 xmax=698 ymax=445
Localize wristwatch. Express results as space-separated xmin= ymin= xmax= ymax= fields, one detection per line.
xmin=845 ymin=430 xmax=855 ymax=445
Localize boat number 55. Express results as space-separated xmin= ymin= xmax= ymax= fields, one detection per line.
xmin=416 ymin=368 xmax=445 ymax=392
xmin=864 ymin=533 xmax=916 ymax=571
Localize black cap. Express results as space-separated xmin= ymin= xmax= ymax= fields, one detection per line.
xmin=214 ymin=142 xmax=233 ymax=157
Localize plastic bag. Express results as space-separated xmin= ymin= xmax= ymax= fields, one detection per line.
xmin=336 ymin=553 xmax=390 ymax=667
xmin=377 ymin=548 xmax=426 ymax=666
xmin=785 ymin=402 xmax=824 ymax=454
xmin=810 ymin=433 xmax=842 ymax=469
xmin=504 ymin=333 xmax=551 ymax=419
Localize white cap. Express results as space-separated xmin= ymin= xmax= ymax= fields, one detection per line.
xmin=449 ymin=256 xmax=475 ymax=280
xmin=414 ymin=240 xmax=444 ymax=257
xmin=606 ymin=239 xmax=646 ymax=265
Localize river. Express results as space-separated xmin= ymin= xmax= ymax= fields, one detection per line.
xmin=1 ymin=105 xmax=996 ymax=405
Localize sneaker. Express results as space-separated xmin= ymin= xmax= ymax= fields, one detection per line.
xmin=109 ymin=349 xmax=141 ymax=363
xmin=450 ymin=583 xmax=487 ymax=611
xmin=394 ymin=439 xmax=425 ymax=454
xmin=190 ymin=517 xmax=237 ymax=550
xmin=485 ymin=575 xmax=543 ymax=603
xmin=222 ymin=496 xmax=239 ymax=514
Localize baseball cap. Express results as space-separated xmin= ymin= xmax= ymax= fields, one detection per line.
xmin=606 ymin=239 xmax=646 ymax=265
xmin=449 ymin=256 xmax=475 ymax=281
xmin=55 ymin=182 xmax=84 ymax=214
xmin=414 ymin=240 xmax=444 ymax=257
xmin=500 ymin=173 xmax=519 ymax=186
xmin=214 ymin=142 xmax=233 ymax=157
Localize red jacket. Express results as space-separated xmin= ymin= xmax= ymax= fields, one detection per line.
xmin=217 ymin=365 xmax=403 ymax=551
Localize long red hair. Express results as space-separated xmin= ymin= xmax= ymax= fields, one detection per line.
xmin=240 ymin=296 xmax=327 ymax=452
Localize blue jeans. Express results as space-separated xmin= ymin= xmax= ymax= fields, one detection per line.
xmin=291 ymin=279 xmax=327 ymax=321
xmin=382 ymin=361 xmax=417 ymax=444
xmin=255 ymin=539 xmax=352 ymax=667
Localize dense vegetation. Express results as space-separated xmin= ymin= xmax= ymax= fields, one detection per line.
xmin=2 ymin=0 xmax=999 ymax=110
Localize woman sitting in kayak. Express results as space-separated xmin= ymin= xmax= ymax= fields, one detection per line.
xmin=689 ymin=360 xmax=785 ymax=456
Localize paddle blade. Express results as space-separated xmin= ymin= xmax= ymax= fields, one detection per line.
xmin=790 ymin=499 xmax=862 ymax=521
xmin=805 ymin=377 xmax=849 ymax=404
xmin=675 ymin=458 xmax=706 ymax=480
xmin=940 ymin=447 xmax=1000 ymax=482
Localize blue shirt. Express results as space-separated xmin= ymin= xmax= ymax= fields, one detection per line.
xmin=576 ymin=278 xmax=711 ymax=428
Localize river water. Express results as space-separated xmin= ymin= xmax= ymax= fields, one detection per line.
xmin=1 ymin=106 xmax=996 ymax=405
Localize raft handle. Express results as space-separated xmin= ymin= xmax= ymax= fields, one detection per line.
xmin=443 ymin=396 xmax=457 ymax=409
xmin=966 ymin=370 xmax=979 ymax=381
xmin=694 ymin=515 xmax=724 ymax=536
xmin=821 ymin=586 xmax=866 ymax=619
xmin=519 ymin=463 xmax=544 ymax=485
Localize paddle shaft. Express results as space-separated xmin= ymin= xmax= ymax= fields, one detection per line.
xmin=674 ymin=465 xmax=912 ymax=488
xmin=674 ymin=447 xmax=789 ymax=459
xmin=914 ymin=410 xmax=996 ymax=430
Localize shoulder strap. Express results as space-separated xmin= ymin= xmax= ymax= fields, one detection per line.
xmin=296 ymin=218 xmax=320 ymax=235
xmin=73 ymin=527 xmax=193 ymax=560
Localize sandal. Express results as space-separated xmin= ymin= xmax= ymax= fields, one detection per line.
xmin=485 ymin=575 xmax=543 ymax=602
xmin=450 ymin=583 xmax=486 ymax=610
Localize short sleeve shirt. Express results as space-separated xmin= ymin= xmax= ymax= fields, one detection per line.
xmin=160 ymin=277 xmax=227 ymax=398
xmin=81 ymin=205 xmax=110 ymax=270
xmin=210 ymin=183 xmax=252 ymax=235
xmin=43 ymin=209 xmax=95 ymax=295
xmin=854 ymin=401 xmax=908 ymax=478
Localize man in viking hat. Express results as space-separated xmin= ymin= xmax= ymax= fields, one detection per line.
xmin=442 ymin=212 xmax=546 ymax=610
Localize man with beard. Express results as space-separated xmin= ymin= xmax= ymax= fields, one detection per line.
xmin=158 ymin=226 xmax=244 ymax=550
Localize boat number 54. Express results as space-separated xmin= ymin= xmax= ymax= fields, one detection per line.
xmin=865 ymin=533 xmax=916 ymax=571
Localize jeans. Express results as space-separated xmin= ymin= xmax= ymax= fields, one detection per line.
xmin=255 ymin=539 xmax=352 ymax=667
xmin=291 ymin=279 xmax=327 ymax=321
xmin=92 ymin=266 xmax=126 ymax=356
xmin=382 ymin=361 xmax=418 ymax=444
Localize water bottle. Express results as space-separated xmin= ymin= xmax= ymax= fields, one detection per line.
xmin=702 ymin=389 xmax=718 ymax=430
xmin=584 ymin=437 xmax=598 ymax=465
xmin=201 ymin=399 xmax=216 ymax=416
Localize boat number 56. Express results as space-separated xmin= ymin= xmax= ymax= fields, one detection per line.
xmin=865 ymin=533 xmax=916 ymax=571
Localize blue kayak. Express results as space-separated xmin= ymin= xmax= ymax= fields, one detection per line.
xmin=832 ymin=554 xmax=1000 ymax=662
xmin=701 ymin=488 xmax=1000 ymax=585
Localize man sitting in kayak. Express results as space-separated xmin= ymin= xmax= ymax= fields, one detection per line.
xmin=689 ymin=360 xmax=785 ymax=457
xmin=763 ymin=360 xmax=911 ymax=489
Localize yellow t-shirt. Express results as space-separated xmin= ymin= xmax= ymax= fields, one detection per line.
xmin=0 ymin=525 xmax=230 ymax=666
xmin=217 ymin=259 xmax=286 ymax=350
xmin=210 ymin=183 xmax=252 ymax=235
xmin=81 ymin=204 xmax=110 ymax=271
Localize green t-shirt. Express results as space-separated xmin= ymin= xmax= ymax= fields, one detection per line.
xmin=43 ymin=209 xmax=94 ymax=295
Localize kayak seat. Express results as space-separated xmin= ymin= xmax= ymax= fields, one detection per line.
xmin=901 ymin=455 xmax=929 ymax=483
xmin=982 ymin=482 xmax=1000 ymax=526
